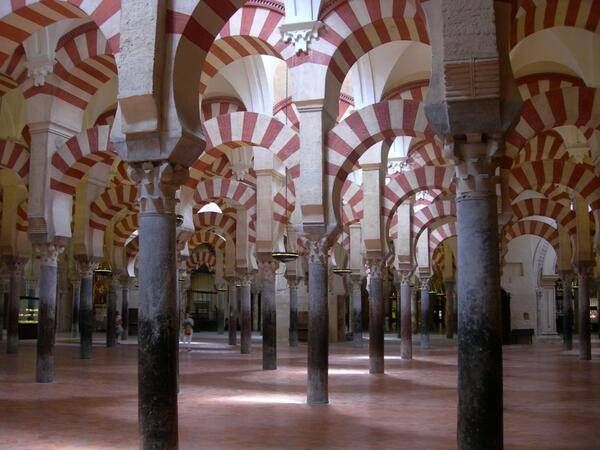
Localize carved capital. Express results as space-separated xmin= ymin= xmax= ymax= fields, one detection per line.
xmin=306 ymin=238 xmax=329 ymax=265
xmin=257 ymin=257 xmax=278 ymax=282
xmin=280 ymin=20 xmax=323 ymax=54
xmin=396 ymin=269 xmax=412 ymax=285
xmin=26 ymin=55 xmax=56 ymax=86
xmin=237 ymin=270 xmax=254 ymax=286
xmin=3 ymin=256 xmax=28 ymax=276
xmin=573 ymin=260 xmax=595 ymax=277
xmin=128 ymin=161 xmax=188 ymax=214
xmin=419 ymin=275 xmax=431 ymax=290
xmin=36 ymin=244 xmax=64 ymax=268
xmin=285 ymin=276 xmax=300 ymax=288
xmin=76 ymin=256 xmax=95 ymax=279
xmin=365 ymin=257 xmax=384 ymax=280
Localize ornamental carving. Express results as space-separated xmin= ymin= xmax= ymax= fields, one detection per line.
xmin=128 ymin=161 xmax=188 ymax=214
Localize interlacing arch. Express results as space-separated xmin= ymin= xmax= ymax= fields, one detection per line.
xmin=187 ymin=249 xmax=217 ymax=272
xmin=194 ymin=176 xmax=256 ymax=211
xmin=194 ymin=212 xmax=237 ymax=239
xmin=0 ymin=139 xmax=30 ymax=184
xmin=512 ymin=130 xmax=568 ymax=168
xmin=327 ymin=99 xmax=435 ymax=219
xmin=502 ymin=219 xmax=559 ymax=254
xmin=188 ymin=230 xmax=226 ymax=252
xmin=382 ymin=79 xmax=429 ymax=102
xmin=510 ymin=197 xmax=577 ymax=234
xmin=113 ymin=213 xmax=138 ymax=246
xmin=429 ymin=221 xmax=457 ymax=257
xmin=510 ymin=0 xmax=600 ymax=49
xmin=406 ymin=139 xmax=448 ymax=168
xmin=340 ymin=179 xmax=363 ymax=225
xmin=412 ymin=200 xmax=456 ymax=243
xmin=50 ymin=125 xmax=115 ymax=195
xmin=89 ymin=185 xmax=138 ymax=231
xmin=201 ymin=96 xmax=246 ymax=121
xmin=516 ymin=72 xmax=587 ymax=100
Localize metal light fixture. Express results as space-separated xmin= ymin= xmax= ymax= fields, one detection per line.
xmin=176 ymin=214 xmax=184 ymax=226
xmin=272 ymin=166 xmax=298 ymax=263
xmin=95 ymin=261 xmax=112 ymax=276
xmin=332 ymin=268 xmax=352 ymax=276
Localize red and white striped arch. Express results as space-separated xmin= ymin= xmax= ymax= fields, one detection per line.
xmin=50 ymin=125 xmax=115 ymax=195
xmin=194 ymin=212 xmax=237 ymax=240
xmin=412 ymin=200 xmax=456 ymax=239
xmin=539 ymin=183 xmax=572 ymax=206
xmin=504 ymin=87 xmax=600 ymax=164
xmin=187 ymin=249 xmax=217 ymax=271
xmin=0 ymin=72 xmax=18 ymax=97
xmin=0 ymin=0 xmax=120 ymax=68
xmin=382 ymin=79 xmax=429 ymax=102
xmin=516 ymin=72 xmax=586 ymax=100
xmin=194 ymin=176 xmax=256 ymax=211
xmin=89 ymin=184 xmax=138 ymax=231
xmin=0 ymin=139 xmax=29 ymax=183
xmin=188 ymin=230 xmax=226 ymax=251
xmin=503 ymin=220 xmax=559 ymax=253
xmin=508 ymin=160 xmax=600 ymax=209
xmin=512 ymin=130 xmax=568 ymax=168
xmin=113 ymin=213 xmax=138 ymax=246
xmin=16 ymin=199 xmax=28 ymax=232
xmin=341 ymin=179 xmax=363 ymax=225
xmin=273 ymin=175 xmax=296 ymax=225
xmin=273 ymin=97 xmax=300 ymax=131
xmin=93 ymin=106 xmax=116 ymax=126
xmin=511 ymin=197 xmax=576 ymax=234
xmin=429 ymin=222 xmax=457 ymax=257
xmin=510 ymin=0 xmax=600 ymax=48
xmin=201 ymin=96 xmax=246 ymax=121
xmin=406 ymin=139 xmax=448 ymax=169
xmin=202 ymin=111 xmax=300 ymax=164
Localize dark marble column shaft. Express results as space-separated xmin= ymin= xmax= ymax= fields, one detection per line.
xmin=106 ymin=276 xmax=117 ymax=347
xmin=5 ymin=257 xmax=25 ymax=354
xmin=367 ymin=259 xmax=384 ymax=374
xmin=252 ymin=290 xmax=260 ymax=331
xmin=288 ymin=277 xmax=299 ymax=347
xmin=239 ymin=275 xmax=252 ymax=354
xmin=258 ymin=258 xmax=278 ymax=370
xmin=560 ymin=271 xmax=573 ymax=351
xmin=445 ymin=281 xmax=455 ymax=339
xmin=574 ymin=262 xmax=593 ymax=360
xmin=36 ymin=244 xmax=62 ymax=383
xmin=78 ymin=264 xmax=94 ymax=360
xmin=307 ymin=239 xmax=329 ymax=404
xmin=71 ymin=279 xmax=80 ymax=338
xmin=351 ymin=276 xmax=362 ymax=348
xmin=227 ymin=277 xmax=238 ymax=346
xmin=216 ymin=285 xmax=226 ymax=335
xmin=120 ymin=275 xmax=130 ymax=341
xmin=399 ymin=275 xmax=412 ymax=360
xmin=420 ymin=277 xmax=431 ymax=349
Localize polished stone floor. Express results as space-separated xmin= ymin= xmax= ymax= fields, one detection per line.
xmin=0 ymin=333 xmax=598 ymax=449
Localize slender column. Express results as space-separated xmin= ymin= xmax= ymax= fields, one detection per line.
xmin=226 ymin=277 xmax=238 ymax=346
xmin=4 ymin=257 xmax=26 ymax=354
xmin=560 ymin=271 xmax=574 ymax=350
xmin=287 ymin=276 xmax=299 ymax=347
xmin=252 ymin=290 xmax=260 ymax=331
xmin=119 ymin=274 xmax=131 ymax=341
xmin=411 ymin=287 xmax=418 ymax=332
xmin=106 ymin=275 xmax=118 ymax=347
xmin=306 ymin=238 xmax=329 ymax=403
xmin=454 ymin=139 xmax=503 ymax=450
xmin=129 ymin=161 xmax=187 ymax=449
xmin=367 ymin=258 xmax=384 ymax=374
xmin=35 ymin=244 xmax=63 ymax=383
xmin=350 ymin=276 xmax=363 ymax=348
xmin=420 ymin=276 xmax=431 ymax=349
xmin=216 ymin=283 xmax=226 ymax=334
xmin=398 ymin=271 xmax=412 ymax=359
xmin=574 ymin=262 xmax=593 ymax=360
xmin=70 ymin=278 xmax=81 ymax=338
xmin=0 ymin=277 xmax=5 ymax=342
xmin=239 ymin=274 xmax=252 ymax=354
xmin=257 ymin=257 xmax=278 ymax=370
xmin=77 ymin=260 xmax=94 ymax=359
xmin=445 ymin=281 xmax=455 ymax=339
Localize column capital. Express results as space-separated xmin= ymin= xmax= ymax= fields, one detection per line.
xmin=128 ymin=161 xmax=188 ymax=214
xmin=304 ymin=237 xmax=329 ymax=265
xmin=365 ymin=257 xmax=384 ymax=280
xmin=256 ymin=256 xmax=278 ymax=282
xmin=36 ymin=243 xmax=65 ymax=268
xmin=419 ymin=274 xmax=432 ymax=290
xmin=573 ymin=260 xmax=595 ymax=276
xmin=395 ymin=269 xmax=412 ymax=285
xmin=285 ymin=276 xmax=300 ymax=288
xmin=75 ymin=256 xmax=96 ymax=279
xmin=2 ymin=255 xmax=28 ymax=275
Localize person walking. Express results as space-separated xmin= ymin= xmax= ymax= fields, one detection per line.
xmin=182 ymin=313 xmax=194 ymax=351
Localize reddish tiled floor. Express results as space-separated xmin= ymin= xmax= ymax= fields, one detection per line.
xmin=0 ymin=334 xmax=599 ymax=449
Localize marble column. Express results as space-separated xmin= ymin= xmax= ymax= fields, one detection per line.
xmin=306 ymin=238 xmax=329 ymax=404
xmin=4 ymin=257 xmax=26 ymax=354
xmin=252 ymin=290 xmax=260 ymax=331
xmin=287 ymin=276 xmax=299 ymax=347
xmin=77 ymin=260 xmax=94 ymax=359
xmin=216 ymin=283 xmax=226 ymax=334
xmin=258 ymin=257 xmax=278 ymax=370
xmin=106 ymin=275 xmax=118 ymax=347
xmin=129 ymin=161 xmax=186 ymax=449
xmin=560 ymin=271 xmax=574 ymax=351
xmin=411 ymin=287 xmax=418 ymax=332
xmin=35 ymin=244 xmax=63 ymax=383
xmin=454 ymin=140 xmax=503 ymax=450
xmin=119 ymin=274 xmax=131 ymax=341
xmin=350 ymin=276 xmax=363 ymax=348
xmin=445 ymin=281 xmax=455 ymax=339
xmin=420 ymin=276 xmax=431 ymax=349
xmin=70 ymin=278 xmax=81 ymax=338
xmin=367 ymin=258 xmax=384 ymax=374
xmin=398 ymin=271 xmax=412 ymax=360
xmin=574 ymin=262 xmax=593 ymax=360
xmin=227 ymin=277 xmax=238 ymax=346
xmin=239 ymin=274 xmax=252 ymax=354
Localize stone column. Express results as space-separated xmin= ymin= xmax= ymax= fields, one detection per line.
xmin=35 ymin=243 xmax=63 ymax=383
xmin=287 ymin=276 xmax=299 ymax=347
xmin=453 ymin=139 xmax=503 ymax=449
xmin=239 ymin=273 xmax=252 ymax=354
xmin=350 ymin=276 xmax=363 ymax=348
xmin=367 ymin=258 xmax=384 ymax=374
xmin=420 ymin=276 xmax=431 ymax=349
xmin=119 ymin=274 xmax=131 ymax=341
xmin=226 ymin=276 xmax=238 ymax=346
xmin=252 ymin=289 xmax=260 ymax=331
xmin=574 ymin=262 xmax=593 ymax=360
xmin=4 ymin=257 xmax=26 ymax=354
xmin=397 ymin=271 xmax=412 ymax=360
xmin=70 ymin=278 xmax=81 ymax=338
xmin=306 ymin=238 xmax=329 ymax=404
xmin=445 ymin=281 xmax=455 ymax=339
xmin=129 ymin=161 xmax=187 ymax=449
xmin=106 ymin=274 xmax=118 ymax=347
xmin=411 ymin=287 xmax=418 ymax=332
xmin=257 ymin=257 xmax=278 ymax=370
xmin=560 ymin=271 xmax=574 ymax=350
xmin=77 ymin=259 xmax=94 ymax=359
xmin=216 ymin=282 xmax=226 ymax=334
